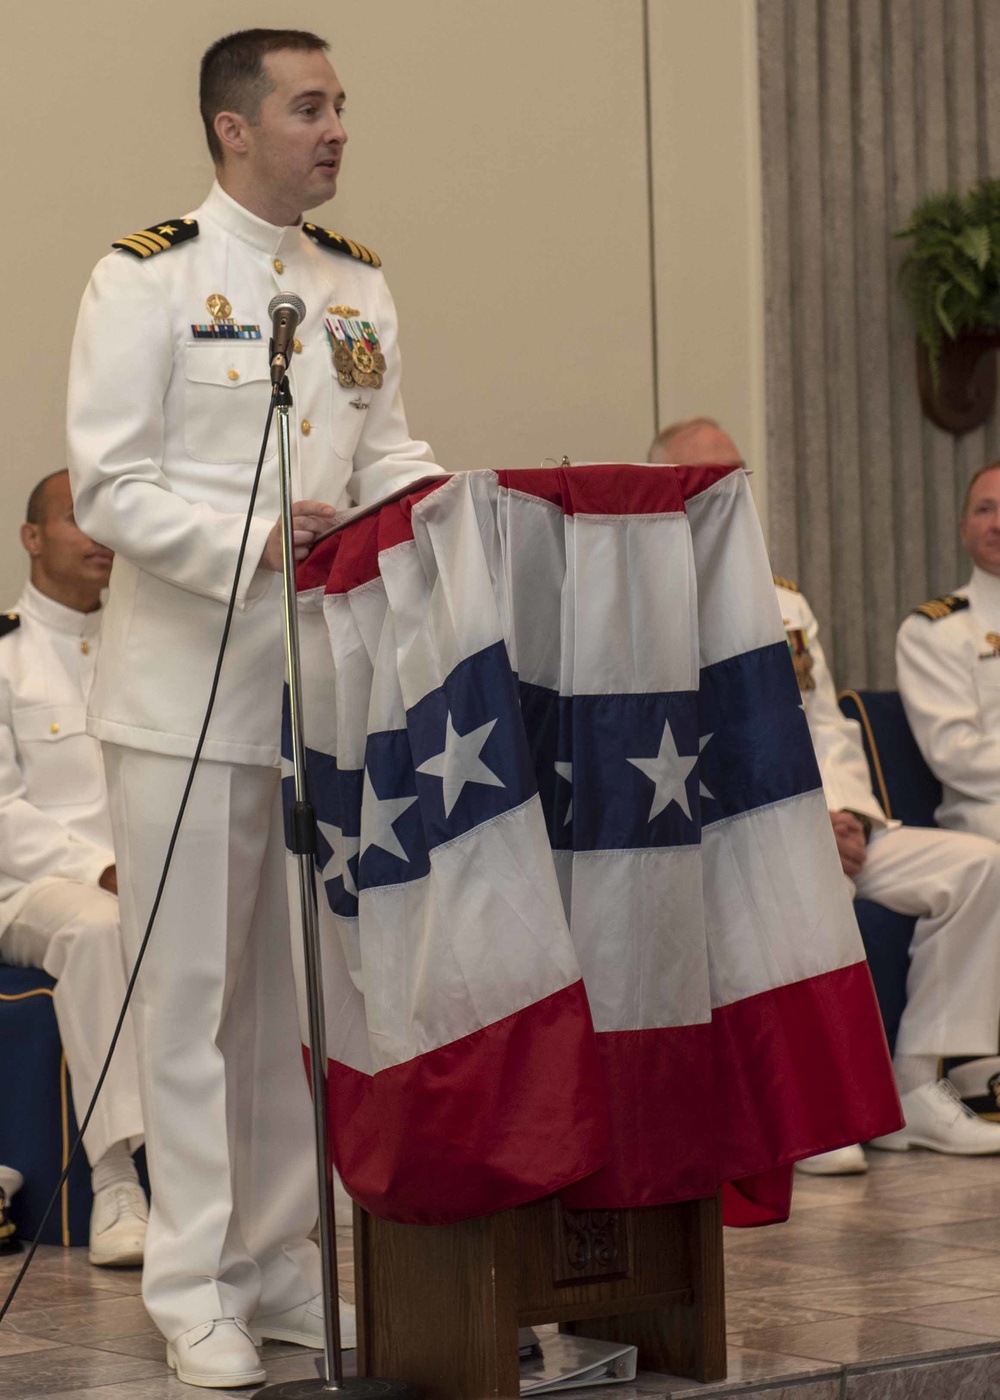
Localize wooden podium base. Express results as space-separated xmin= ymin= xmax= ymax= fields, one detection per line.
xmin=355 ymin=1193 xmax=726 ymax=1399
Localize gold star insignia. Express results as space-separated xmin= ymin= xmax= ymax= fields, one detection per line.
xmin=157 ymin=225 xmax=178 ymax=236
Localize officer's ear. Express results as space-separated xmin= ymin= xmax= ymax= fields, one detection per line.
xmin=214 ymin=111 xmax=251 ymax=163
xmin=19 ymin=521 xmax=41 ymax=559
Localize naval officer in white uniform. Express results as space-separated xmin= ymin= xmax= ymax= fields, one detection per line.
xmin=0 ymin=470 xmax=146 ymax=1264
xmin=897 ymin=461 xmax=1000 ymax=843
xmin=650 ymin=419 xmax=1000 ymax=1168
xmin=67 ymin=28 xmax=441 ymax=1389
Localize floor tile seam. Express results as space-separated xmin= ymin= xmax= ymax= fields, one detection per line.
xmin=719 ymin=1324 xmax=1000 ymax=1369
xmin=664 ymin=1363 xmax=846 ymax=1399
xmin=837 ymin=1335 xmax=1000 ymax=1376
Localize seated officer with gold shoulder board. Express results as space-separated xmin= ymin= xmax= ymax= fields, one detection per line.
xmin=897 ymin=461 xmax=1000 ymax=843
xmin=0 ymin=471 xmax=145 ymax=1266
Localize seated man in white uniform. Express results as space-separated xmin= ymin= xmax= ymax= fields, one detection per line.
xmin=0 ymin=470 xmax=146 ymax=1263
xmin=651 ymin=420 xmax=1000 ymax=1167
xmin=897 ymin=460 xmax=1000 ymax=843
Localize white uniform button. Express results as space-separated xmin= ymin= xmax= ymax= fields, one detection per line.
xmin=227 ymin=369 xmax=240 ymax=382
xmin=80 ymin=641 xmax=90 ymax=655
xmin=49 ymin=723 xmax=60 ymax=734
xmin=293 ymin=338 xmax=302 ymax=354
xmin=273 ymin=257 xmax=284 ymax=275
xmin=301 ymin=419 xmax=312 ymax=436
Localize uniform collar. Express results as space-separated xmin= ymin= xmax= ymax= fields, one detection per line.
xmin=969 ymin=567 xmax=1000 ymax=607
xmin=16 ymin=582 xmax=103 ymax=639
xmin=199 ymin=180 xmax=304 ymax=261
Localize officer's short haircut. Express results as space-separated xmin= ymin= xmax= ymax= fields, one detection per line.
xmin=961 ymin=460 xmax=1000 ymax=518
xmin=26 ymin=470 xmax=68 ymax=526
xmin=200 ymin=29 xmax=329 ymax=165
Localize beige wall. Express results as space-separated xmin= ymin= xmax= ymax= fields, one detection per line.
xmin=0 ymin=0 xmax=765 ymax=602
xmin=648 ymin=0 xmax=767 ymax=523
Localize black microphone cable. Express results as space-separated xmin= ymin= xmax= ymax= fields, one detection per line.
xmin=0 ymin=390 xmax=280 ymax=1324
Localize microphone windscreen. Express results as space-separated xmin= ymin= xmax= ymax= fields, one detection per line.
xmin=268 ymin=292 xmax=307 ymax=320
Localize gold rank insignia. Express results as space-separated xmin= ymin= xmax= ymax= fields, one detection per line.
xmin=302 ymin=223 xmax=381 ymax=267
xmin=112 ymin=218 xmax=199 ymax=259
xmin=772 ymin=574 xmax=800 ymax=592
xmin=324 ymin=314 xmax=386 ymax=390
xmin=912 ymin=594 xmax=970 ymax=621
xmin=784 ymin=626 xmax=815 ymax=692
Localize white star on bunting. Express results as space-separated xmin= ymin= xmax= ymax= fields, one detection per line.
xmin=417 ymin=712 xmax=505 ymax=818
xmin=317 ymin=820 xmax=361 ymax=898
xmin=627 ymin=717 xmax=698 ymax=822
xmin=360 ymin=770 xmax=418 ymax=861
xmin=554 ymin=761 xmax=573 ymax=825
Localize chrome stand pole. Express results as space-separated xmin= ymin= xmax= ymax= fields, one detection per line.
xmin=256 ymin=377 xmax=419 ymax=1400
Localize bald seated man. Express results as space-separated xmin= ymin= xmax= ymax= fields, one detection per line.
xmin=649 ymin=419 xmax=1000 ymax=1170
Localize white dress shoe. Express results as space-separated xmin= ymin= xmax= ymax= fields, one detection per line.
xmin=166 ymin=1318 xmax=265 ymax=1389
xmin=88 ymin=1182 xmax=148 ymax=1267
xmin=795 ymin=1144 xmax=868 ymax=1175
xmin=870 ymin=1078 xmax=1000 ymax=1155
xmin=256 ymin=1293 xmax=357 ymax=1350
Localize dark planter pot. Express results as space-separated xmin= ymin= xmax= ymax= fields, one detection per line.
xmin=917 ymin=329 xmax=1000 ymax=434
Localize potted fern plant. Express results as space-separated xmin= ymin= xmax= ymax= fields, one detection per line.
xmin=896 ymin=178 xmax=1000 ymax=433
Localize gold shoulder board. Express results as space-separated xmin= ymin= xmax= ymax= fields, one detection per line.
xmin=0 ymin=613 xmax=19 ymax=639
xmin=302 ymin=223 xmax=381 ymax=267
xmin=112 ymin=219 xmax=199 ymax=259
xmin=772 ymin=574 xmax=799 ymax=593
xmin=912 ymin=594 xmax=970 ymax=621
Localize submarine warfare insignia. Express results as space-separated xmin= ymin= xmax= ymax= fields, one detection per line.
xmin=325 ymin=315 xmax=386 ymax=389
xmin=191 ymin=292 xmax=262 ymax=341
xmin=980 ymin=631 xmax=1000 ymax=660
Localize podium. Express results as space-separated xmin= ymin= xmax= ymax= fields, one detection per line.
xmin=290 ymin=464 xmax=902 ymax=1397
xmin=355 ymin=1194 xmax=725 ymax=1398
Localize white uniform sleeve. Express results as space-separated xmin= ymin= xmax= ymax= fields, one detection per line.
xmin=0 ymin=686 xmax=113 ymax=888
xmin=347 ymin=275 xmax=441 ymax=507
xmin=791 ymin=592 xmax=886 ymax=825
xmin=67 ymin=253 xmax=273 ymax=608
xmin=897 ymin=611 xmax=1000 ymax=803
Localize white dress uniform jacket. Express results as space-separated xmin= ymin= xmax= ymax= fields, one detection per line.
xmin=0 ymin=583 xmax=113 ymax=925
xmin=777 ymin=580 xmax=1000 ymax=1058
xmin=68 ymin=181 xmax=440 ymax=767
xmin=775 ymin=584 xmax=887 ymax=828
xmin=896 ymin=568 xmax=1000 ymax=839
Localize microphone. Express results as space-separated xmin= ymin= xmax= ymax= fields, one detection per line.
xmin=268 ymin=292 xmax=306 ymax=385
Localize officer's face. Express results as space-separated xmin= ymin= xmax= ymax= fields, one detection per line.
xmin=245 ymin=49 xmax=348 ymax=217
xmin=21 ymin=474 xmax=114 ymax=592
xmin=961 ymin=467 xmax=1000 ymax=577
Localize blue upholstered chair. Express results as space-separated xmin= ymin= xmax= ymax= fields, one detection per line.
xmin=0 ymin=963 xmax=93 ymax=1245
xmin=837 ymin=690 xmax=942 ymax=1053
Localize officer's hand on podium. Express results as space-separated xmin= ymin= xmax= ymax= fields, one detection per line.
xmin=261 ymin=502 xmax=337 ymax=571
xmin=99 ymin=865 xmax=118 ymax=895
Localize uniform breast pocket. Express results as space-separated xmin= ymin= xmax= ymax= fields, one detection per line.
xmin=184 ymin=346 xmax=277 ymax=464
xmin=11 ymin=705 xmax=103 ymax=808
xmin=329 ymin=367 xmax=373 ymax=463
xmin=975 ymin=658 xmax=1000 ymax=720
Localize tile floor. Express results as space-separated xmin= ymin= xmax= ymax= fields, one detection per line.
xmin=5 ymin=1150 xmax=1000 ymax=1397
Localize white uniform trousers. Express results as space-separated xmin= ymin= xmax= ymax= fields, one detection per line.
xmin=853 ymin=824 xmax=1000 ymax=1056
xmin=102 ymin=744 xmax=320 ymax=1342
xmin=0 ymin=880 xmax=143 ymax=1166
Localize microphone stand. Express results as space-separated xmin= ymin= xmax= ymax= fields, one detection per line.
xmin=257 ymin=375 xmax=419 ymax=1400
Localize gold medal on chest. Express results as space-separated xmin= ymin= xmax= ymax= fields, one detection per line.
xmin=324 ymin=314 xmax=386 ymax=389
